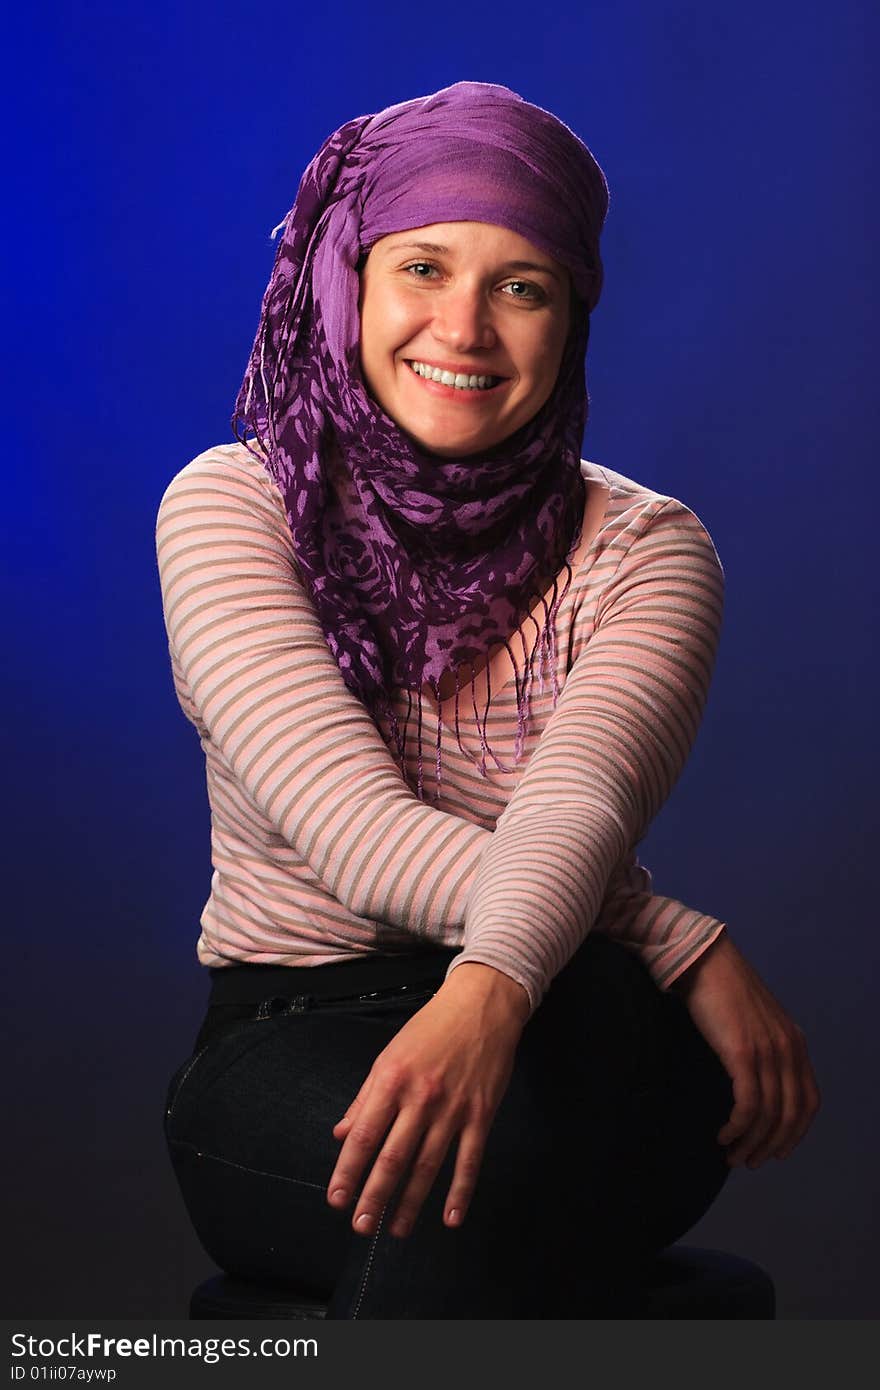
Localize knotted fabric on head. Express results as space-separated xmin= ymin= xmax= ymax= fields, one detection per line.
xmin=232 ymin=80 xmax=610 ymax=801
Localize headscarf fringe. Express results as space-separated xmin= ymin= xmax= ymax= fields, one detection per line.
xmin=404 ymin=558 xmax=576 ymax=801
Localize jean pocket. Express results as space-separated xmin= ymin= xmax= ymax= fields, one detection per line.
xmin=164 ymin=1020 xmax=256 ymax=1135
xmin=164 ymin=1043 xmax=214 ymax=1134
xmin=165 ymin=1004 xmax=307 ymax=1139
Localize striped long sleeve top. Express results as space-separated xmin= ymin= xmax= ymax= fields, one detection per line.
xmin=156 ymin=441 xmax=727 ymax=1013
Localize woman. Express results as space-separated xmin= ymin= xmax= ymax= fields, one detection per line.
xmin=157 ymin=81 xmax=819 ymax=1318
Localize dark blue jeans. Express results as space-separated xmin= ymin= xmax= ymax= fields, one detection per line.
xmin=165 ymin=935 xmax=733 ymax=1318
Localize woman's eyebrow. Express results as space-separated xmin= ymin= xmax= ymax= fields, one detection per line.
xmin=385 ymin=240 xmax=449 ymax=255
xmin=384 ymin=242 xmax=561 ymax=282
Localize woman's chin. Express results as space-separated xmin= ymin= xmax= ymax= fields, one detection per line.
xmin=414 ymin=437 xmax=495 ymax=459
xmin=401 ymin=417 xmax=512 ymax=458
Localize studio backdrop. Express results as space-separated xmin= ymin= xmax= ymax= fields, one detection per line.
xmin=4 ymin=0 xmax=876 ymax=1318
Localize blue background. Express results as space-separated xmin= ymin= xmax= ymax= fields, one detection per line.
xmin=5 ymin=0 xmax=876 ymax=1317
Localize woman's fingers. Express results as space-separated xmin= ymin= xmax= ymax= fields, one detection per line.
xmin=332 ymin=1070 xmax=376 ymax=1141
xmin=329 ymin=1069 xmax=454 ymax=1236
xmin=332 ymin=1093 xmax=363 ymax=1141
xmin=746 ymin=1070 xmax=796 ymax=1167
xmin=775 ymin=1064 xmax=821 ymax=1159
xmin=348 ymin=1107 xmax=435 ymax=1236
xmin=717 ymin=1056 xmax=760 ymax=1149
xmin=742 ymin=1034 xmax=808 ymax=1166
xmin=333 ymin=1108 xmax=490 ymax=1241
xmin=384 ymin=1120 xmax=490 ymax=1238
xmin=442 ymin=1124 xmax=487 ymax=1228
xmin=717 ymin=1029 xmax=821 ymax=1168
xmin=385 ymin=1122 xmax=458 ymax=1238
xmin=326 ymin=1078 xmax=399 ymax=1217
xmin=332 ymin=1084 xmax=497 ymax=1239
xmin=727 ymin=1056 xmax=780 ymax=1166
xmin=773 ymin=1032 xmax=821 ymax=1160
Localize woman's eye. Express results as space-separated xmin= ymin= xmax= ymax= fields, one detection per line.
xmin=405 ymin=262 xmax=439 ymax=279
xmin=502 ymin=280 xmax=543 ymax=301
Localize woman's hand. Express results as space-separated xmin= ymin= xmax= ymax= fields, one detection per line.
xmin=326 ymin=963 xmax=529 ymax=1239
xmin=672 ymin=932 xmax=820 ymax=1167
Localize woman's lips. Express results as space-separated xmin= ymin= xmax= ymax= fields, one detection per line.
xmin=403 ymin=359 xmax=509 ymax=400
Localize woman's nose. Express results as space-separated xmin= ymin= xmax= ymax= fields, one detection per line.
xmin=431 ymin=289 xmax=496 ymax=352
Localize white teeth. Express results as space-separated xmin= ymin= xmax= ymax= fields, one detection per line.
xmin=409 ymin=361 xmax=498 ymax=390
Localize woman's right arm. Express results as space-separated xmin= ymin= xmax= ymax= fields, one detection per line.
xmin=155 ymin=448 xmax=489 ymax=937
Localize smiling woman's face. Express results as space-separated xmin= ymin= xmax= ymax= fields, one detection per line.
xmin=358 ymin=221 xmax=571 ymax=457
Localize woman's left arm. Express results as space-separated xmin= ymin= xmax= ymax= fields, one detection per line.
xmin=446 ymin=496 xmax=726 ymax=1012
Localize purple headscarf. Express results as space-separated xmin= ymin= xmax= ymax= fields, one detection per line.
xmin=232 ymin=81 xmax=610 ymax=800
